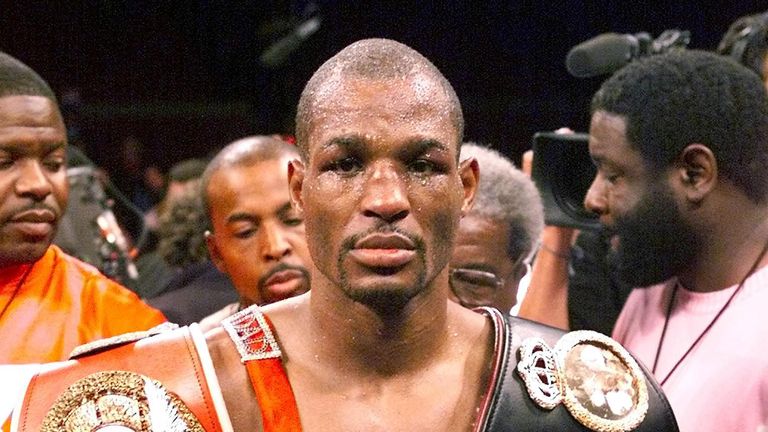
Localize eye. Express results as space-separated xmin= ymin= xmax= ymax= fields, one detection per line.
xmin=283 ymin=217 xmax=303 ymax=227
xmin=234 ymin=228 xmax=256 ymax=239
xmin=409 ymin=159 xmax=437 ymax=174
xmin=599 ymin=169 xmax=620 ymax=185
xmin=43 ymin=157 xmax=65 ymax=172
xmin=231 ymin=222 xmax=259 ymax=239
xmin=0 ymin=158 xmax=13 ymax=170
xmin=325 ymin=156 xmax=362 ymax=174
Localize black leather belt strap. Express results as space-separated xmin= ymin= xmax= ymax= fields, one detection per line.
xmin=482 ymin=315 xmax=679 ymax=432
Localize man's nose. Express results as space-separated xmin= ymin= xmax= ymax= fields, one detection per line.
xmin=15 ymin=160 xmax=53 ymax=201
xmin=260 ymin=221 xmax=291 ymax=261
xmin=583 ymin=175 xmax=607 ymax=216
xmin=360 ymin=162 xmax=410 ymax=223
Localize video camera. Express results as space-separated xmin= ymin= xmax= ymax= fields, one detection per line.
xmin=533 ymin=30 xmax=691 ymax=229
xmin=531 ymin=131 xmax=599 ymax=230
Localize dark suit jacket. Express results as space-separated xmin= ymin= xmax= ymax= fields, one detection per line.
xmin=148 ymin=261 xmax=238 ymax=326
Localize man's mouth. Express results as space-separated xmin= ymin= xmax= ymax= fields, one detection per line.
xmin=7 ymin=209 xmax=57 ymax=238
xmin=260 ymin=266 xmax=309 ymax=300
xmin=263 ymin=269 xmax=306 ymax=288
xmin=11 ymin=209 xmax=56 ymax=224
xmin=349 ymin=232 xmax=416 ymax=268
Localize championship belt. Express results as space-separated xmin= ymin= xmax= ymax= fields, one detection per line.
xmin=477 ymin=310 xmax=679 ymax=432
xmin=12 ymin=324 xmax=232 ymax=432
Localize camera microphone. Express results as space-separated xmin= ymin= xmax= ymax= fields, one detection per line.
xmin=565 ymin=30 xmax=690 ymax=78
xmin=565 ymin=33 xmax=647 ymax=78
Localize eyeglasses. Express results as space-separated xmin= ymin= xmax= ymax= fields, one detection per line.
xmin=449 ymin=268 xmax=504 ymax=309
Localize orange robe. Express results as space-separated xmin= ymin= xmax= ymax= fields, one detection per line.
xmin=0 ymin=245 xmax=166 ymax=364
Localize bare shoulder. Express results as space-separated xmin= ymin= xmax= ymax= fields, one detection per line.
xmin=448 ymin=301 xmax=495 ymax=346
xmin=447 ymin=303 xmax=497 ymax=395
xmin=260 ymin=293 xmax=309 ymax=324
xmin=258 ymin=293 xmax=311 ymax=351
xmin=204 ymin=326 xmax=264 ymax=431
xmin=204 ymin=325 xmax=237 ymax=353
xmin=202 ymin=296 xmax=309 ymax=432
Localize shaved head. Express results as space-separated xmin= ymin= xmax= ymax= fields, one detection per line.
xmin=295 ymin=38 xmax=463 ymax=160
xmin=201 ymin=135 xmax=299 ymax=218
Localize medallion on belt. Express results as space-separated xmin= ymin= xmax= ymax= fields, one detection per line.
xmin=41 ymin=370 xmax=204 ymax=432
xmin=516 ymin=330 xmax=649 ymax=432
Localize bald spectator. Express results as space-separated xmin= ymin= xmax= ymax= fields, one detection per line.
xmin=198 ymin=136 xmax=312 ymax=330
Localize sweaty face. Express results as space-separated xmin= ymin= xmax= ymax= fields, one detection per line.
xmin=0 ymin=96 xmax=68 ymax=268
xmin=584 ymin=111 xmax=699 ymax=287
xmin=293 ymin=75 xmax=474 ymax=311
xmin=449 ymin=215 xmax=522 ymax=313
xmin=206 ymin=158 xmax=311 ymax=306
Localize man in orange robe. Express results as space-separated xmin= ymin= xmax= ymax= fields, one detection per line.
xmin=0 ymin=245 xmax=166 ymax=364
xmin=0 ymin=50 xmax=166 ymax=366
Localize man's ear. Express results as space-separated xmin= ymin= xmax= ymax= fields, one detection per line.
xmin=676 ymin=143 xmax=717 ymax=203
xmin=458 ymin=157 xmax=479 ymax=217
xmin=205 ymin=230 xmax=226 ymax=273
xmin=288 ymin=159 xmax=305 ymax=213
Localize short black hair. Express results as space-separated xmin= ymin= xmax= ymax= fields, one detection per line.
xmin=592 ymin=49 xmax=768 ymax=203
xmin=0 ymin=52 xmax=57 ymax=101
xmin=717 ymin=11 xmax=768 ymax=80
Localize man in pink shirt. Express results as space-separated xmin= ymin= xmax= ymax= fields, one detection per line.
xmin=584 ymin=49 xmax=768 ymax=431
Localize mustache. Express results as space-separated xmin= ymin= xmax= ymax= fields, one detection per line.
xmin=5 ymin=202 xmax=60 ymax=222
xmin=258 ymin=263 xmax=311 ymax=289
xmin=340 ymin=224 xmax=425 ymax=254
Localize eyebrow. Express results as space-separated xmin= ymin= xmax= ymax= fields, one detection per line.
xmin=398 ymin=138 xmax=450 ymax=159
xmin=0 ymin=142 xmax=65 ymax=155
xmin=319 ymin=136 xmax=450 ymax=157
xmin=226 ymin=212 xmax=258 ymax=225
xmin=275 ymin=202 xmax=296 ymax=217
xmin=319 ymin=136 xmax=365 ymax=154
xmin=225 ymin=202 xmax=295 ymax=225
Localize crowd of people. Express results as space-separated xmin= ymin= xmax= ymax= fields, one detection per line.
xmin=1 ymin=9 xmax=768 ymax=432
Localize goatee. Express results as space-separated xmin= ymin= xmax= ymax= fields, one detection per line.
xmin=612 ymin=183 xmax=701 ymax=287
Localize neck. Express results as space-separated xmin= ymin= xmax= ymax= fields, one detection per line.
xmin=0 ymin=260 xmax=36 ymax=284
xmin=308 ymin=273 xmax=454 ymax=377
xmin=678 ymin=204 xmax=768 ymax=292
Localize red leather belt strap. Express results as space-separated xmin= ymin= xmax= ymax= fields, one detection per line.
xmin=222 ymin=305 xmax=302 ymax=432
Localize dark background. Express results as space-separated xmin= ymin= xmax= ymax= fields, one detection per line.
xmin=1 ymin=1 xmax=766 ymax=174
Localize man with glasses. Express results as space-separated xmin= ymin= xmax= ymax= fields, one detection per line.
xmin=449 ymin=143 xmax=543 ymax=313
